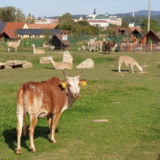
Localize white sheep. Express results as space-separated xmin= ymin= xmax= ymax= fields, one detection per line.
xmin=6 ymin=37 xmax=21 ymax=53
xmin=118 ymin=56 xmax=143 ymax=73
xmin=32 ymin=44 xmax=45 ymax=54
xmin=46 ymin=56 xmax=73 ymax=70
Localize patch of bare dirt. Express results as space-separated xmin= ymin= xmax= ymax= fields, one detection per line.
xmin=142 ymin=65 xmax=148 ymax=68
xmin=138 ymin=71 xmax=148 ymax=74
xmin=112 ymin=102 xmax=120 ymax=104
xmin=92 ymin=119 xmax=108 ymax=122
xmin=55 ymin=52 xmax=63 ymax=54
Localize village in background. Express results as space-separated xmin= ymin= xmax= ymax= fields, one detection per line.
xmin=0 ymin=6 xmax=160 ymax=52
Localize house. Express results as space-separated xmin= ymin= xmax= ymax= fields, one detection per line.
xmin=140 ymin=29 xmax=160 ymax=44
xmin=50 ymin=30 xmax=70 ymax=50
xmin=27 ymin=23 xmax=57 ymax=29
xmin=16 ymin=29 xmax=63 ymax=39
xmin=0 ymin=22 xmax=28 ymax=40
xmin=111 ymin=27 xmax=131 ymax=36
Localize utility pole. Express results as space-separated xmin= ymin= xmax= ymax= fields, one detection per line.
xmin=148 ymin=0 xmax=151 ymax=31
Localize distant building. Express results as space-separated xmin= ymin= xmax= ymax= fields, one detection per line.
xmin=129 ymin=22 xmax=135 ymax=27
xmin=86 ymin=20 xmax=109 ymax=28
xmin=86 ymin=9 xmax=122 ymax=26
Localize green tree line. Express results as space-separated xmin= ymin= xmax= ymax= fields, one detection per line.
xmin=0 ymin=6 xmax=35 ymax=23
xmin=56 ymin=12 xmax=100 ymax=36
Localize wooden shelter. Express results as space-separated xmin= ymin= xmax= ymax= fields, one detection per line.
xmin=51 ymin=30 xmax=70 ymax=50
xmin=140 ymin=29 xmax=160 ymax=44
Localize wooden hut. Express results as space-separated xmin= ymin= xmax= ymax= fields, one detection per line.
xmin=51 ymin=30 xmax=70 ymax=50
xmin=140 ymin=29 xmax=160 ymax=44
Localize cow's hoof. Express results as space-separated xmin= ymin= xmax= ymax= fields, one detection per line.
xmin=16 ymin=149 xmax=22 ymax=155
xmin=50 ymin=140 xmax=57 ymax=143
xmin=29 ymin=148 xmax=36 ymax=152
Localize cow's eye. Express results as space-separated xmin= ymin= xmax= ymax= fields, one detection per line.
xmin=78 ymin=83 xmax=80 ymax=86
xmin=68 ymin=84 xmax=71 ymax=87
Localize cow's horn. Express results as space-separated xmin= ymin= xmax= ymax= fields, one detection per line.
xmin=77 ymin=70 xmax=83 ymax=78
xmin=63 ymin=71 xmax=68 ymax=79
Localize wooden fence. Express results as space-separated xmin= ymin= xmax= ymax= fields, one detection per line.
xmin=119 ymin=43 xmax=160 ymax=52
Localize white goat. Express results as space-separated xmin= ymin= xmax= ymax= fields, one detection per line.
xmin=118 ymin=56 xmax=143 ymax=73
xmin=32 ymin=44 xmax=45 ymax=54
xmin=6 ymin=37 xmax=21 ymax=53
xmin=42 ymin=42 xmax=48 ymax=48
xmin=87 ymin=37 xmax=97 ymax=47
xmin=47 ymin=45 xmax=55 ymax=50
xmin=46 ymin=56 xmax=73 ymax=70
xmin=89 ymin=41 xmax=103 ymax=52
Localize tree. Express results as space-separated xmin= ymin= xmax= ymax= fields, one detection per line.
xmin=140 ymin=19 xmax=160 ymax=33
xmin=59 ymin=12 xmax=74 ymax=26
xmin=16 ymin=8 xmax=25 ymax=22
xmin=26 ymin=13 xmax=35 ymax=24
xmin=0 ymin=6 xmax=26 ymax=22
xmin=0 ymin=7 xmax=16 ymax=22
xmin=121 ymin=20 xmax=128 ymax=27
xmin=76 ymin=21 xmax=89 ymax=26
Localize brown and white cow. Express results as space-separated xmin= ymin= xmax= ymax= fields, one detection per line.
xmin=16 ymin=71 xmax=88 ymax=154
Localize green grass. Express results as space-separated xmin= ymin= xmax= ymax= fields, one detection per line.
xmin=0 ymin=49 xmax=160 ymax=160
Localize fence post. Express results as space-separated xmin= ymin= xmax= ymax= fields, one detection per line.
xmin=151 ymin=43 xmax=152 ymax=52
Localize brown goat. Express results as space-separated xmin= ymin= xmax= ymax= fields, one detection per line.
xmin=104 ymin=41 xmax=116 ymax=54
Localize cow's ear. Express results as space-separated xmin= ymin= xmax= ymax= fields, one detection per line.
xmin=79 ymin=79 xmax=88 ymax=86
xmin=60 ymin=81 xmax=67 ymax=89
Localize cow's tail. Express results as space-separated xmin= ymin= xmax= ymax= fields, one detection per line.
xmin=22 ymin=84 xmax=27 ymax=136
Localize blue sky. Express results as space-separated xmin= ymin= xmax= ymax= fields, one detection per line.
xmin=1 ymin=0 xmax=160 ymax=17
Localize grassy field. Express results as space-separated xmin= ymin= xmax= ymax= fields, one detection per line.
xmin=0 ymin=48 xmax=160 ymax=160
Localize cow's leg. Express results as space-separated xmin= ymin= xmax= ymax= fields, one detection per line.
xmin=16 ymin=89 xmax=23 ymax=154
xmin=47 ymin=116 xmax=53 ymax=130
xmin=16 ymin=106 xmax=23 ymax=154
xmin=29 ymin=114 xmax=37 ymax=152
xmin=8 ymin=48 xmax=10 ymax=53
xmin=15 ymin=48 xmax=17 ymax=53
xmin=50 ymin=112 xmax=61 ymax=143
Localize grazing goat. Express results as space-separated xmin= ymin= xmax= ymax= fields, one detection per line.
xmin=46 ymin=56 xmax=73 ymax=69
xmin=89 ymin=41 xmax=103 ymax=52
xmin=118 ymin=56 xmax=143 ymax=73
xmin=104 ymin=41 xmax=116 ymax=54
xmin=32 ymin=44 xmax=45 ymax=54
xmin=6 ymin=37 xmax=21 ymax=53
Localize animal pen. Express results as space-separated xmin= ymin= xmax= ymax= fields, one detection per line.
xmin=1 ymin=32 xmax=160 ymax=53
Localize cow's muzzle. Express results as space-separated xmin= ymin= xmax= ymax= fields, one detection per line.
xmin=74 ymin=93 xmax=81 ymax=99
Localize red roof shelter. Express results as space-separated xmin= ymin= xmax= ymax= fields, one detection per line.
xmin=140 ymin=29 xmax=160 ymax=44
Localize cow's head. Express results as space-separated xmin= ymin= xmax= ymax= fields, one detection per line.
xmin=61 ymin=71 xmax=88 ymax=99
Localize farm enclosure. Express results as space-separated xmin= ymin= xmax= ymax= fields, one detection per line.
xmin=0 ymin=50 xmax=160 ymax=160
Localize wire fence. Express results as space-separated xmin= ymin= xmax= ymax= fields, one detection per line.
xmin=0 ymin=33 xmax=159 ymax=53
